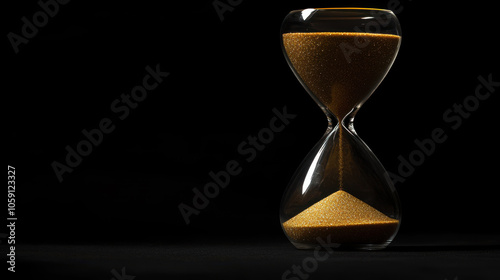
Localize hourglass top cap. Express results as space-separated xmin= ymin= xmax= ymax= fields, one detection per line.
xmin=290 ymin=7 xmax=394 ymax=12
xmin=282 ymin=7 xmax=401 ymax=36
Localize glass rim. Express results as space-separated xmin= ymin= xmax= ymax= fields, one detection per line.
xmin=289 ymin=7 xmax=395 ymax=13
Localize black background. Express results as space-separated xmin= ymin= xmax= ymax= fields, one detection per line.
xmin=4 ymin=0 xmax=499 ymax=278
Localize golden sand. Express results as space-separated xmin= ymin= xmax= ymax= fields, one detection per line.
xmin=282 ymin=32 xmax=400 ymax=120
xmin=282 ymin=190 xmax=399 ymax=244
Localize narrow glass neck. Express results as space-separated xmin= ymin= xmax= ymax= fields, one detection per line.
xmin=324 ymin=108 xmax=357 ymax=133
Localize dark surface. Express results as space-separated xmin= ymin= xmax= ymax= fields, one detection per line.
xmin=13 ymin=234 xmax=500 ymax=280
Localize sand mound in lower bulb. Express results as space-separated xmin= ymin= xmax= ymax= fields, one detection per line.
xmin=282 ymin=190 xmax=399 ymax=245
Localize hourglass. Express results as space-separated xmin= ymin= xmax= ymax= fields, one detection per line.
xmin=279 ymin=8 xmax=402 ymax=250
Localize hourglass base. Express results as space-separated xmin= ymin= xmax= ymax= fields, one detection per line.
xmin=291 ymin=240 xmax=394 ymax=251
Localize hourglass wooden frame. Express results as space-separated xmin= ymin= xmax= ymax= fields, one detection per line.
xmin=279 ymin=8 xmax=402 ymax=250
